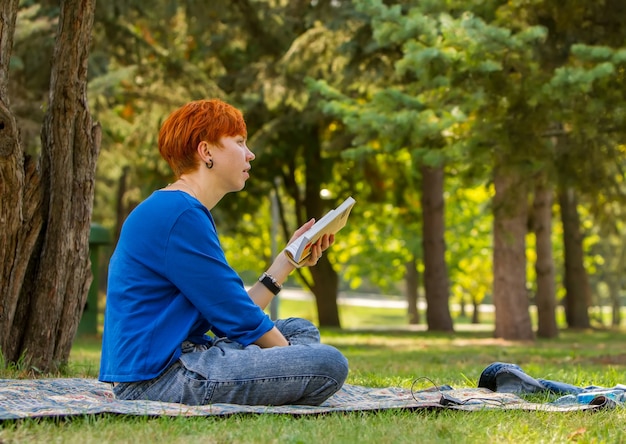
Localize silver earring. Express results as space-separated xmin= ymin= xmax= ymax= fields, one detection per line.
xmin=206 ymin=159 xmax=214 ymax=169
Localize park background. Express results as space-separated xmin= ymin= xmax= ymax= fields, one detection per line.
xmin=2 ymin=0 xmax=626 ymax=381
xmin=3 ymin=1 xmax=626 ymax=442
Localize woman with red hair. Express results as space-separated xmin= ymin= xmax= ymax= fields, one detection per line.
xmin=99 ymin=99 xmax=348 ymax=406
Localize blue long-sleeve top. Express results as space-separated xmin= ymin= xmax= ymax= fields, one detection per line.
xmin=99 ymin=190 xmax=274 ymax=383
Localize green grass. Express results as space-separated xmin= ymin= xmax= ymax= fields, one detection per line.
xmin=1 ymin=301 xmax=625 ymax=444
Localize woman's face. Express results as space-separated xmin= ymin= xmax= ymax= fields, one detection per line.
xmin=212 ymin=135 xmax=255 ymax=193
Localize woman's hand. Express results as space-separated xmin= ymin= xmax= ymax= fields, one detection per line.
xmin=250 ymin=220 xmax=335 ymax=309
xmin=286 ymin=218 xmax=315 ymax=245
xmin=288 ymin=219 xmax=335 ymax=266
xmin=301 ymin=232 xmax=334 ymax=267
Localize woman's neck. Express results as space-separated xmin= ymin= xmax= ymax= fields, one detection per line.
xmin=167 ymin=172 xmax=223 ymax=210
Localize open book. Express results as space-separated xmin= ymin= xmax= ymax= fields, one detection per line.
xmin=284 ymin=196 xmax=356 ymax=268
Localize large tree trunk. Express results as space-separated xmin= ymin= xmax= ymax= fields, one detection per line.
xmin=493 ymin=169 xmax=534 ymax=340
xmin=532 ymin=178 xmax=558 ymax=338
xmin=405 ymin=257 xmax=420 ymax=325
xmin=0 ymin=0 xmax=100 ymax=372
xmin=0 ymin=0 xmax=19 ymax=99
xmin=303 ymin=125 xmax=340 ymax=327
xmin=0 ymin=0 xmax=40 ymax=363
xmin=558 ymin=187 xmax=591 ymax=329
xmin=421 ymin=165 xmax=453 ymax=332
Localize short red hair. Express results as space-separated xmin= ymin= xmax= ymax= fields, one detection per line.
xmin=158 ymin=99 xmax=247 ymax=177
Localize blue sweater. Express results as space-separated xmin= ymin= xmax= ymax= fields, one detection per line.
xmin=99 ymin=191 xmax=275 ymax=383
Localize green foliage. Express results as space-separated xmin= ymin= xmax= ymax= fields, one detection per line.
xmin=446 ymin=184 xmax=493 ymax=306
xmin=312 ymin=0 xmax=626 ymax=312
xmin=0 ymin=348 xmax=30 ymax=376
xmin=8 ymin=3 xmax=58 ymax=154
xmin=13 ymin=0 xmax=626 ymax=316
xmin=221 ymin=206 xmax=278 ymax=282
xmin=88 ymin=3 xmax=232 ymax=229
xmin=340 ymin=203 xmax=414 ymax=292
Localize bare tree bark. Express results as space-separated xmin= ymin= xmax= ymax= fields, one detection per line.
xmin=0 ymin=0 xmax=100 ymax=372
xmin=310 ymin=257 xmax=340 ymax=327
xmin=493 ymin=169 xmax=534 ymax=340
xmin=552 ymin=132 xmax=591 ymax=330
xmin=532 ymin=177 xmax=558 ymax=338
xmin=0 ymin=0 xmax=44 ymax=362
xmin=405 ymin=257 xmax=420 ymax=325
xmin=421 ymin=165 xmax=453 ymax=332
xmin=0 ymin=0 xmax=20 ymax=99
xmin=558 ymin=186 xmax=591 ymax=329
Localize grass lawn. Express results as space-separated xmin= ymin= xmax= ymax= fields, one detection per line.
xmin=1 ymin=299 xmax=625 ymax=443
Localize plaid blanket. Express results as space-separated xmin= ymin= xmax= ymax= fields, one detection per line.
xmin=0 ymin=378 xmax=605 ymax=420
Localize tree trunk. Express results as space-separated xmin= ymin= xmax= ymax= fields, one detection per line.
xmin=609 ymin=245 xmax=626 ymax=327
xmin=558 ymin=187 xmax=591 ymax=329
xmin=532 ymin=178 xmax=559 ymax=338
xmin=404 ymin=257 xmax=420 ymax=325
xmin=310 ymin=257 xmax=340 ymax=327
xmin=471 ymin=299 xmax=480 ymax=324
xmin=0 ymin=0 xmax=19 ymax=99
xmin=0 ymin=0 xmax=45 ymax=364
xmin=0 ymin=0 xmax=100 ymax=372
xmin=421 ymin=165 xmax=453 ymax=332
xmin=303 ymin=125 xmax=340 ymax=327
xmin=493 ymin=169 xmax=534 ymax=340
xmin=607 ymin=274 xmax=621 ymax=327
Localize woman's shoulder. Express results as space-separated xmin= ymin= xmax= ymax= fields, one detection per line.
xmin=140 ymin=190 xmax=204 ymax=212
xmin=126 ymin=190 xmax=211 ymax=229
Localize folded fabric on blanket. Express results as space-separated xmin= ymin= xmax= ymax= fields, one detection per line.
xmin=478 ymin=362 xmax=626 ymax=407
xmin=0 ymin=377 xmax=605 ymax=420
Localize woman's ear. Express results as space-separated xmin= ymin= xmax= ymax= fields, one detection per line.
xmin=197 ymin=141 xmax=212 ymax=162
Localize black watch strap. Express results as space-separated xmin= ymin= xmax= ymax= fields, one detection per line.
xmin=259 ymin=272 xmax=282 ymax=295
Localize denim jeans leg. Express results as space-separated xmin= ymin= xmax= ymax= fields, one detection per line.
xmin=113 ymin=360 xmax=211 ymax=405
xmin=115 ymin=317 xmax=349 ymax=407
xmin=274 ymin=317 xmax=321 ymax=345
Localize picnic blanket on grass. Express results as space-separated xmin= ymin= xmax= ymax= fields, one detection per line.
xmin=0 ymin=378 xmax=607 ymax=420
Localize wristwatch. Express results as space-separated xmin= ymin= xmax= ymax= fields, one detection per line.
xmin=259 ymin=272 xmax=282 ymax=295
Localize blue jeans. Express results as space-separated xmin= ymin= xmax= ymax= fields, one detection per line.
xmin=113 ymin=318 xmax=349 ymax=406
xmin=478 ymin=362 xmax=620 ymax=395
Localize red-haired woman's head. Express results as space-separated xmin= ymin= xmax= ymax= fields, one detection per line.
xmin=158 ymin=99 xmax=248 ymax=177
